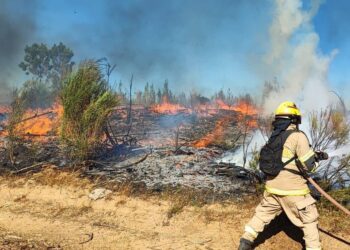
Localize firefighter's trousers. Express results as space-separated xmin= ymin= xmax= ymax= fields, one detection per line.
xmin=242 ymin=191 xmax=321 ymax=250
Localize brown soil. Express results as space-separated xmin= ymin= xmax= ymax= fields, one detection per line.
xmin=0 ymin=168 xmax=348 ymax=250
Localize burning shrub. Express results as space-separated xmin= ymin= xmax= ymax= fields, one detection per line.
xmin=60 ymin=60 xmax=118 ymax=160
xmin=5 ymin=91 xmax=26 ymax=165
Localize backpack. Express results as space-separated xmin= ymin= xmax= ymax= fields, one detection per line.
xmin=259 ymin=130 xmax=297 ymax=176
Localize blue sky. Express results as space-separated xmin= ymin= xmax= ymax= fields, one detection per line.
xmin=314 ymin=0 xmax=350 ymax=92
xmin=1 ymin=0 xmax=349 ymax=101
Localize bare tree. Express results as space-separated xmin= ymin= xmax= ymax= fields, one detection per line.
xmin=308 ymin=107 xmax=350 ymax=188
xmin=237 ymin=104 xmax=256 ymax=168
xmin=309 ymin=108 xmax=349 ymax=151
xmin=96 ymin=57 xmax=116 ymax=86
xmin=257 ymin=115 xmax=274 ymax=143
xmin=330 ymin=90 xmax=347 ymax=116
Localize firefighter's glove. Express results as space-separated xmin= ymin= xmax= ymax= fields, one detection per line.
xmin=315 ymin=151 xmax=328 ymax=162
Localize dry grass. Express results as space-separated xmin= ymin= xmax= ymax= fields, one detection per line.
xmin=32 ymin=167 xmax=90 ymax=188
xmin=4 ymin=166 xmax=91 ymax=189
xmin=200 ymin=207 xmax=236 ymax=224
xmin=13 ymin=194 xmax=28 ymax=203
xmin=167 ymin=200 xmax=187 ymax=219
xmin=0 ymin=170 xmax=349 ymax=249
xmin=115 ymin=199 xmax=127 ymax=207
xmin=318 ymin=206 xmax=350 ymax=234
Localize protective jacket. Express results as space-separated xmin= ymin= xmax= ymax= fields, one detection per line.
xmin=239 ymin=102 xmax=322 ymax=250
xmin=240 ymin=123 xmax=322 ymax=250
xmin=265 ymin=124 xmax=317 ymax=196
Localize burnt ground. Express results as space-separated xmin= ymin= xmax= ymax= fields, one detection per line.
xmin=0 ymin=108 xmax=348 ymax=249
xmin=0 ymin=108 xmax=259 ymax=198
xmin=0 ymin=139 xmax=258 ymax=199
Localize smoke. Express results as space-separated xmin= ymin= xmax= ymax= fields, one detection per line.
xmin=217 ymin=131 xmax=265 ymax=166
xmin=0 ymin=0 xmax=37 ymax=103
xmin=262 ymin=0 xmax=338 ymax=114
xmin=223 ymin=0 xmax=345 ymax=167
xmin=59 ymin=0 xmax=268 ymax=91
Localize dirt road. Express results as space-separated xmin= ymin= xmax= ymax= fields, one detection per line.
xmin=0 ymin=169 xmax=348 ymax=249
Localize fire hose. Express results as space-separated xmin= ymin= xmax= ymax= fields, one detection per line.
xmin=297 ymin=152 xmax=350 ymax=217
xmin=305 ymin=174 xmax=350 ymax=216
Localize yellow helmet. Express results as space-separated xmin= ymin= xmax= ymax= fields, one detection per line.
xmin=275 ymin=101 xmax=301 ymax=124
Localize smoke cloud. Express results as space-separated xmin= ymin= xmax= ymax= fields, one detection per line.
xmin=262 ymin=0 xmax=338 ymax=114
xmin=58 ymin=0 xmax=268 ymax=91
xmin=225 ymin=0 xmax=345 ymax=167
xmin=0 ymin=0 xmax=37 ymax=103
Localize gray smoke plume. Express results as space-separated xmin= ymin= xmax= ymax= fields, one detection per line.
xmin=262 ymin=0 xmax=338 ymax=114
xmin=0 ymin=0 xmax=37 ymax=103
xmin=64 ymin=0 xmax=267 ymax=90
xmin=102 ymin=0 xmax=251 ymax=85
xmin=229 ymin=0 xmax=344 ymax=168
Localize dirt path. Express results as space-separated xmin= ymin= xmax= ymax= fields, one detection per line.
xmin=0 ymin=170 xmax=348 ymax=249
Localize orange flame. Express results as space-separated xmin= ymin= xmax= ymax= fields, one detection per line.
xmin=193 ymin=117 xmax=230 ymax=148
xmin=0 ymin=102 xmax=63 ymax=139
xmin=21 ymin=102 xmax=63 ymax=136
xmin=214 ymin=99 xmax=258 ymax=115
xmin=150 ymin=99 xmax=258 ymax=117
xmin=193 ymin=101 xmax=258 ymax=148
xmin=151 ymin=101 xmax=188 ymax=114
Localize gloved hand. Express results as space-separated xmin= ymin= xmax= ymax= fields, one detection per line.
xmin=315 ymin=151 xmax=328 ymax=161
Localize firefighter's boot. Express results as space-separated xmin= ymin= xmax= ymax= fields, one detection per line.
xmin=238 ymin=238 xmax=253 ymax=250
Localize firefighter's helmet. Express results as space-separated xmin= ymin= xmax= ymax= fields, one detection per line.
xmin=275 ymin=101 xmax=301 ymax=124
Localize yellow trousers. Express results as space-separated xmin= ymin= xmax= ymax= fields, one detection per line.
xmin=242 ymin=192 xmax=321 ymax=250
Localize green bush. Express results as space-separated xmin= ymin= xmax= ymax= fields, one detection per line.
xmin=60 ymin=60 xmax=118 ymax=160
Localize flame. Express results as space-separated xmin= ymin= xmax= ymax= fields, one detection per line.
xmin=20 ymin=102 xmax=63 ymax=136
xmin=194 ymin=117 xmax=230 ymax=148
xmin=150 ymin=98 xmax=258 ymax=117
xmin=0 ymin=102 xmax=63 ymax=139
xmin=193 ymin=101 xmax=258 ymax=148
xmin=151 ymin=101 xmax=188 ymax=114
xmin=214 ymin=99 xmax=258 ymax=115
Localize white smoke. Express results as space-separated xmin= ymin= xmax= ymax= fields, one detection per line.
xmin=223 ymin=0 xmax=347 ymax=167
xmin=217 ymin=131 xmax=266 ymax=166
xmin=263 ymin=0 xmax=338 ymax=114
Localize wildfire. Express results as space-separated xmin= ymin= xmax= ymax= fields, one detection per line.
xmin=214 ymin=99 xmax=258 ymax=115
xmin=193 ymin=101 xmax=258 ymax=148
xmin=21 ymin=102 xmax=63 ymax=136
xmin=194 ymin=117 xmax=231 ymax=148
xmin=150 ymin=99 xmax=258 ymax=117
xmin=0 ymin=102 xmax=63 ymax=139
xmin=151 ymin=101 xmax=188 ymax=114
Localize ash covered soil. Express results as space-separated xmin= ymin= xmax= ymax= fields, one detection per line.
xmin=85 ymin=146 xmax=257 ymax=196
xmin=0 ymin=169 xmax=349 ymax=250
xmin=0 ymin=139 xmax=257 ymax=196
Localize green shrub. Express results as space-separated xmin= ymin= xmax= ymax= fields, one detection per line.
xmin=60 ymin=60 xmax=118 ymax=160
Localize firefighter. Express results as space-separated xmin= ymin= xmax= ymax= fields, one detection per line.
xmin=238 ymin=101 xmax=321 ymax=250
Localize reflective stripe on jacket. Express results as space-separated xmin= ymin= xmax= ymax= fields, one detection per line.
xmin=265 ymin=124 xmax=317 ymax=195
